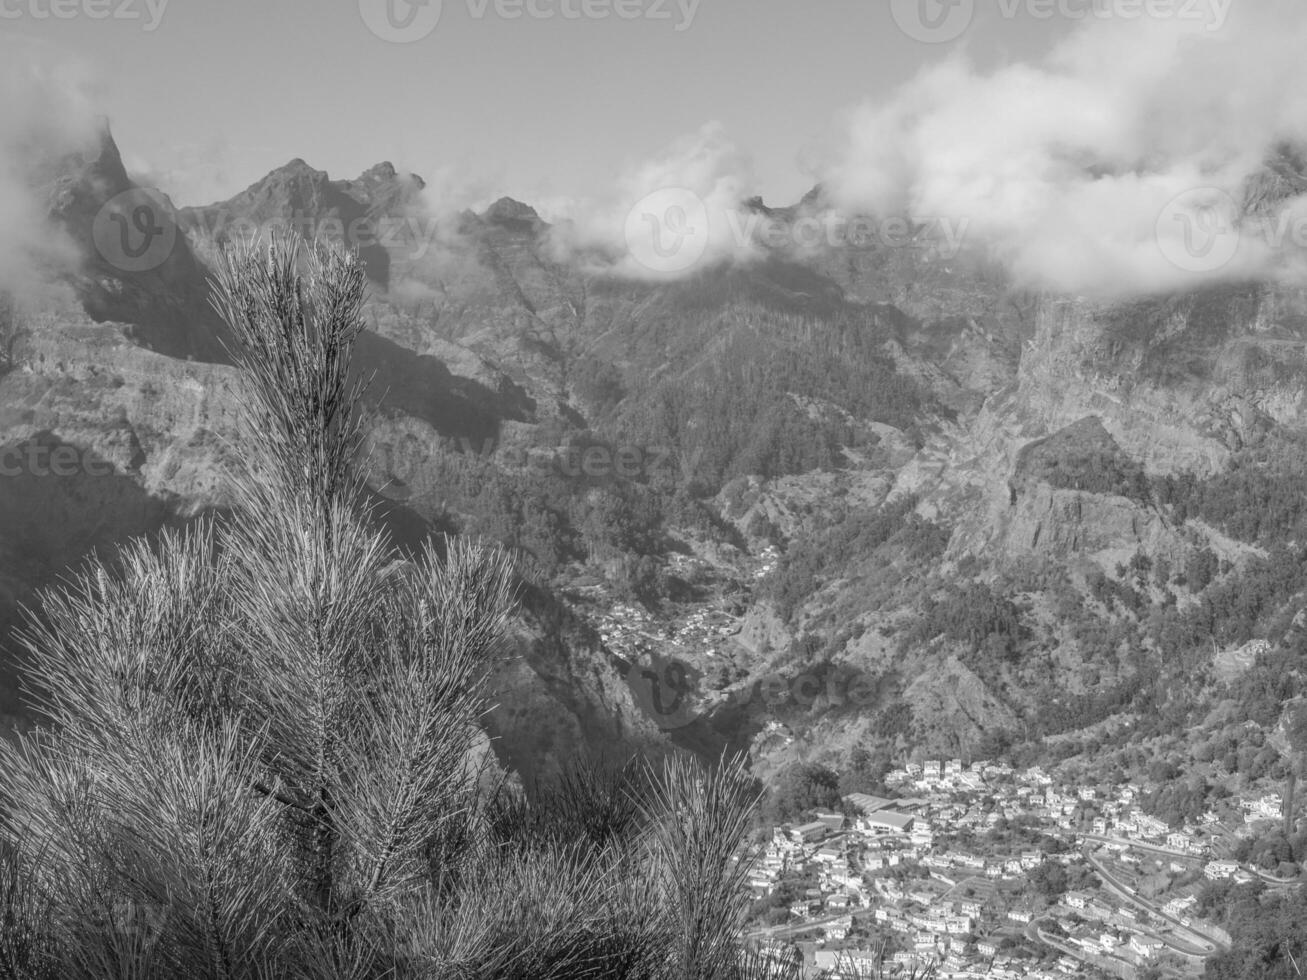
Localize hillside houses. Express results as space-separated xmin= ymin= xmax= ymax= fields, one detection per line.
xmin=751 ymin=757 xmax=1275 ymax=979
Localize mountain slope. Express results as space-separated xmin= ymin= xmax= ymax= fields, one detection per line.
xmin=5 ymin=128 xmax=1307 ymax=803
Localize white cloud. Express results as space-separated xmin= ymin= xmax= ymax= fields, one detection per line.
xmin=818 ymin=3 xmax=1307 ymax=296
xmin=0 ymin=37 xmax=100 ymax=292
xmin=545 ymin=122 xmax=759 ymax=279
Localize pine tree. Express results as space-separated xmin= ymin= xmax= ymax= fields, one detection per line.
xmin=0 ymin=234 xmax=786 ymax=980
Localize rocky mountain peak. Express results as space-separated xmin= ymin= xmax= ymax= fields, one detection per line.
xmin=360 ymin=161 xmax=397 ymax=182
xmin=482 ymin=197 xmax=541 ymax=227
xmin=1242 ymin=142 xmax=1307 ymax=217
xmin=273 ymin=157 xmax=327 ymax=179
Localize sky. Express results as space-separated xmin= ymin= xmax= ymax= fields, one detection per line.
xmin=7 ymin=0 xmax=1307 ymax=300
xmin=0 ymin=0 xmax=1069 ymax=208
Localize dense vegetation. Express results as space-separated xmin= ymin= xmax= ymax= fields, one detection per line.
xmin=1016 ymin=417 xmax=1150 ymax=504
xmin=610 ymin=308 xmax=935 ymax=492
xmin=1200 ymin=881 xmax=1307 ymax=979
xmin=1154 ymin=431 xmax=1307 ymax=546
xmin=762 ymin=762 xmax=843 ymax=824
xmin=763 ymin=497 xmax=950 ymax=623
xmin=901 ymin=582 xmax=1026 ymax=665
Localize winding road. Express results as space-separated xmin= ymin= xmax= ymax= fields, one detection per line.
xmin=1083 ymin=848 xmax=1224 ymax=957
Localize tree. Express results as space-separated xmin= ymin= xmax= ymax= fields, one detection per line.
xmin=0 ymin=236 xmax=766 ymax=980
xmin=767 ymin=763 xmax=842 ymax=822
xmin=1284 ymin=703 xmax=1307 ymax=775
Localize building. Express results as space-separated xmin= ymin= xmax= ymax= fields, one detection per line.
xmin=815 ymin=844 xmax=844 ymax=864
xmin=811 ymin=949 xmax=879 ymax=976
xmin=790 ymin=821 xmax=828 ymax=844
xmin=1131 ymin=935 xmax=1164 ymax=959
xmin=945 ymin=916 xmax=972 ymax=935
xmin=823 ymin=915 xmax=853 ymax=940
xmin=814 ymin=809 xmax=846 ymax=833
xmin=1205 ymin=859 xmax=1240 ymax=880
xmin=864 ymin=810 xmax=915 ymax=834
xmin=844 ymin=793 xmax=896 ymax=815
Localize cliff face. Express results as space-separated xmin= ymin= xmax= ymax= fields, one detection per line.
xmin=896 ymin=282 xmax=1307 ymax=562
xmin=38 ymin=128 xmax=223 ymax=360
xmin=0 ymin=297 xmax=231 ymax=725
xmin=1012 ymin=288 xmax=1307 ymax=470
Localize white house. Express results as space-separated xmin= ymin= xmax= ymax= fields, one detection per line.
xmin=1205 ymin=860 xmax=1240 ymax=880
xmin=865 ymin=811 xmax=915 ymax=834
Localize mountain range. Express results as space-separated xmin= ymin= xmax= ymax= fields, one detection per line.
xmin=3 ymin=124 xmax=1307 ymax=804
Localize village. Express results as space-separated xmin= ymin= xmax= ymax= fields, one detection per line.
xmin=562 ymin=546 xmax=778 ymax=679
xmin=741 ymin=760 xmax=1297 ymax=979
xmin=557 ymin=557 xmax=1301 ymax=978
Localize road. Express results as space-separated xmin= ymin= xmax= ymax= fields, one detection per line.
xmin=1024 ymin=918 xmax=1136 ymax=974
xmin=1082 ymin=832 xmax=1300 ymax=886
xmin=1082 ymin=834 xmax=1201 ymax=862
xmin=745 ymin=910 xmax=852 ymax=942
xmin=1084 ymin=849 xmax=1224 ymax=957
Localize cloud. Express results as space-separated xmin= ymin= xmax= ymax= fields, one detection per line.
xmin=544 ymin=123 xmax=759 ymax=279
xmin=418 ymin=164 xmax=504 ymax=220
xmin=0 ymin=37 xmax=101 ymax=293
xmin=124 ymin=138 xmax=255 ymax=210
xmin=817 ymin=2 xmax=1307 ymax=297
